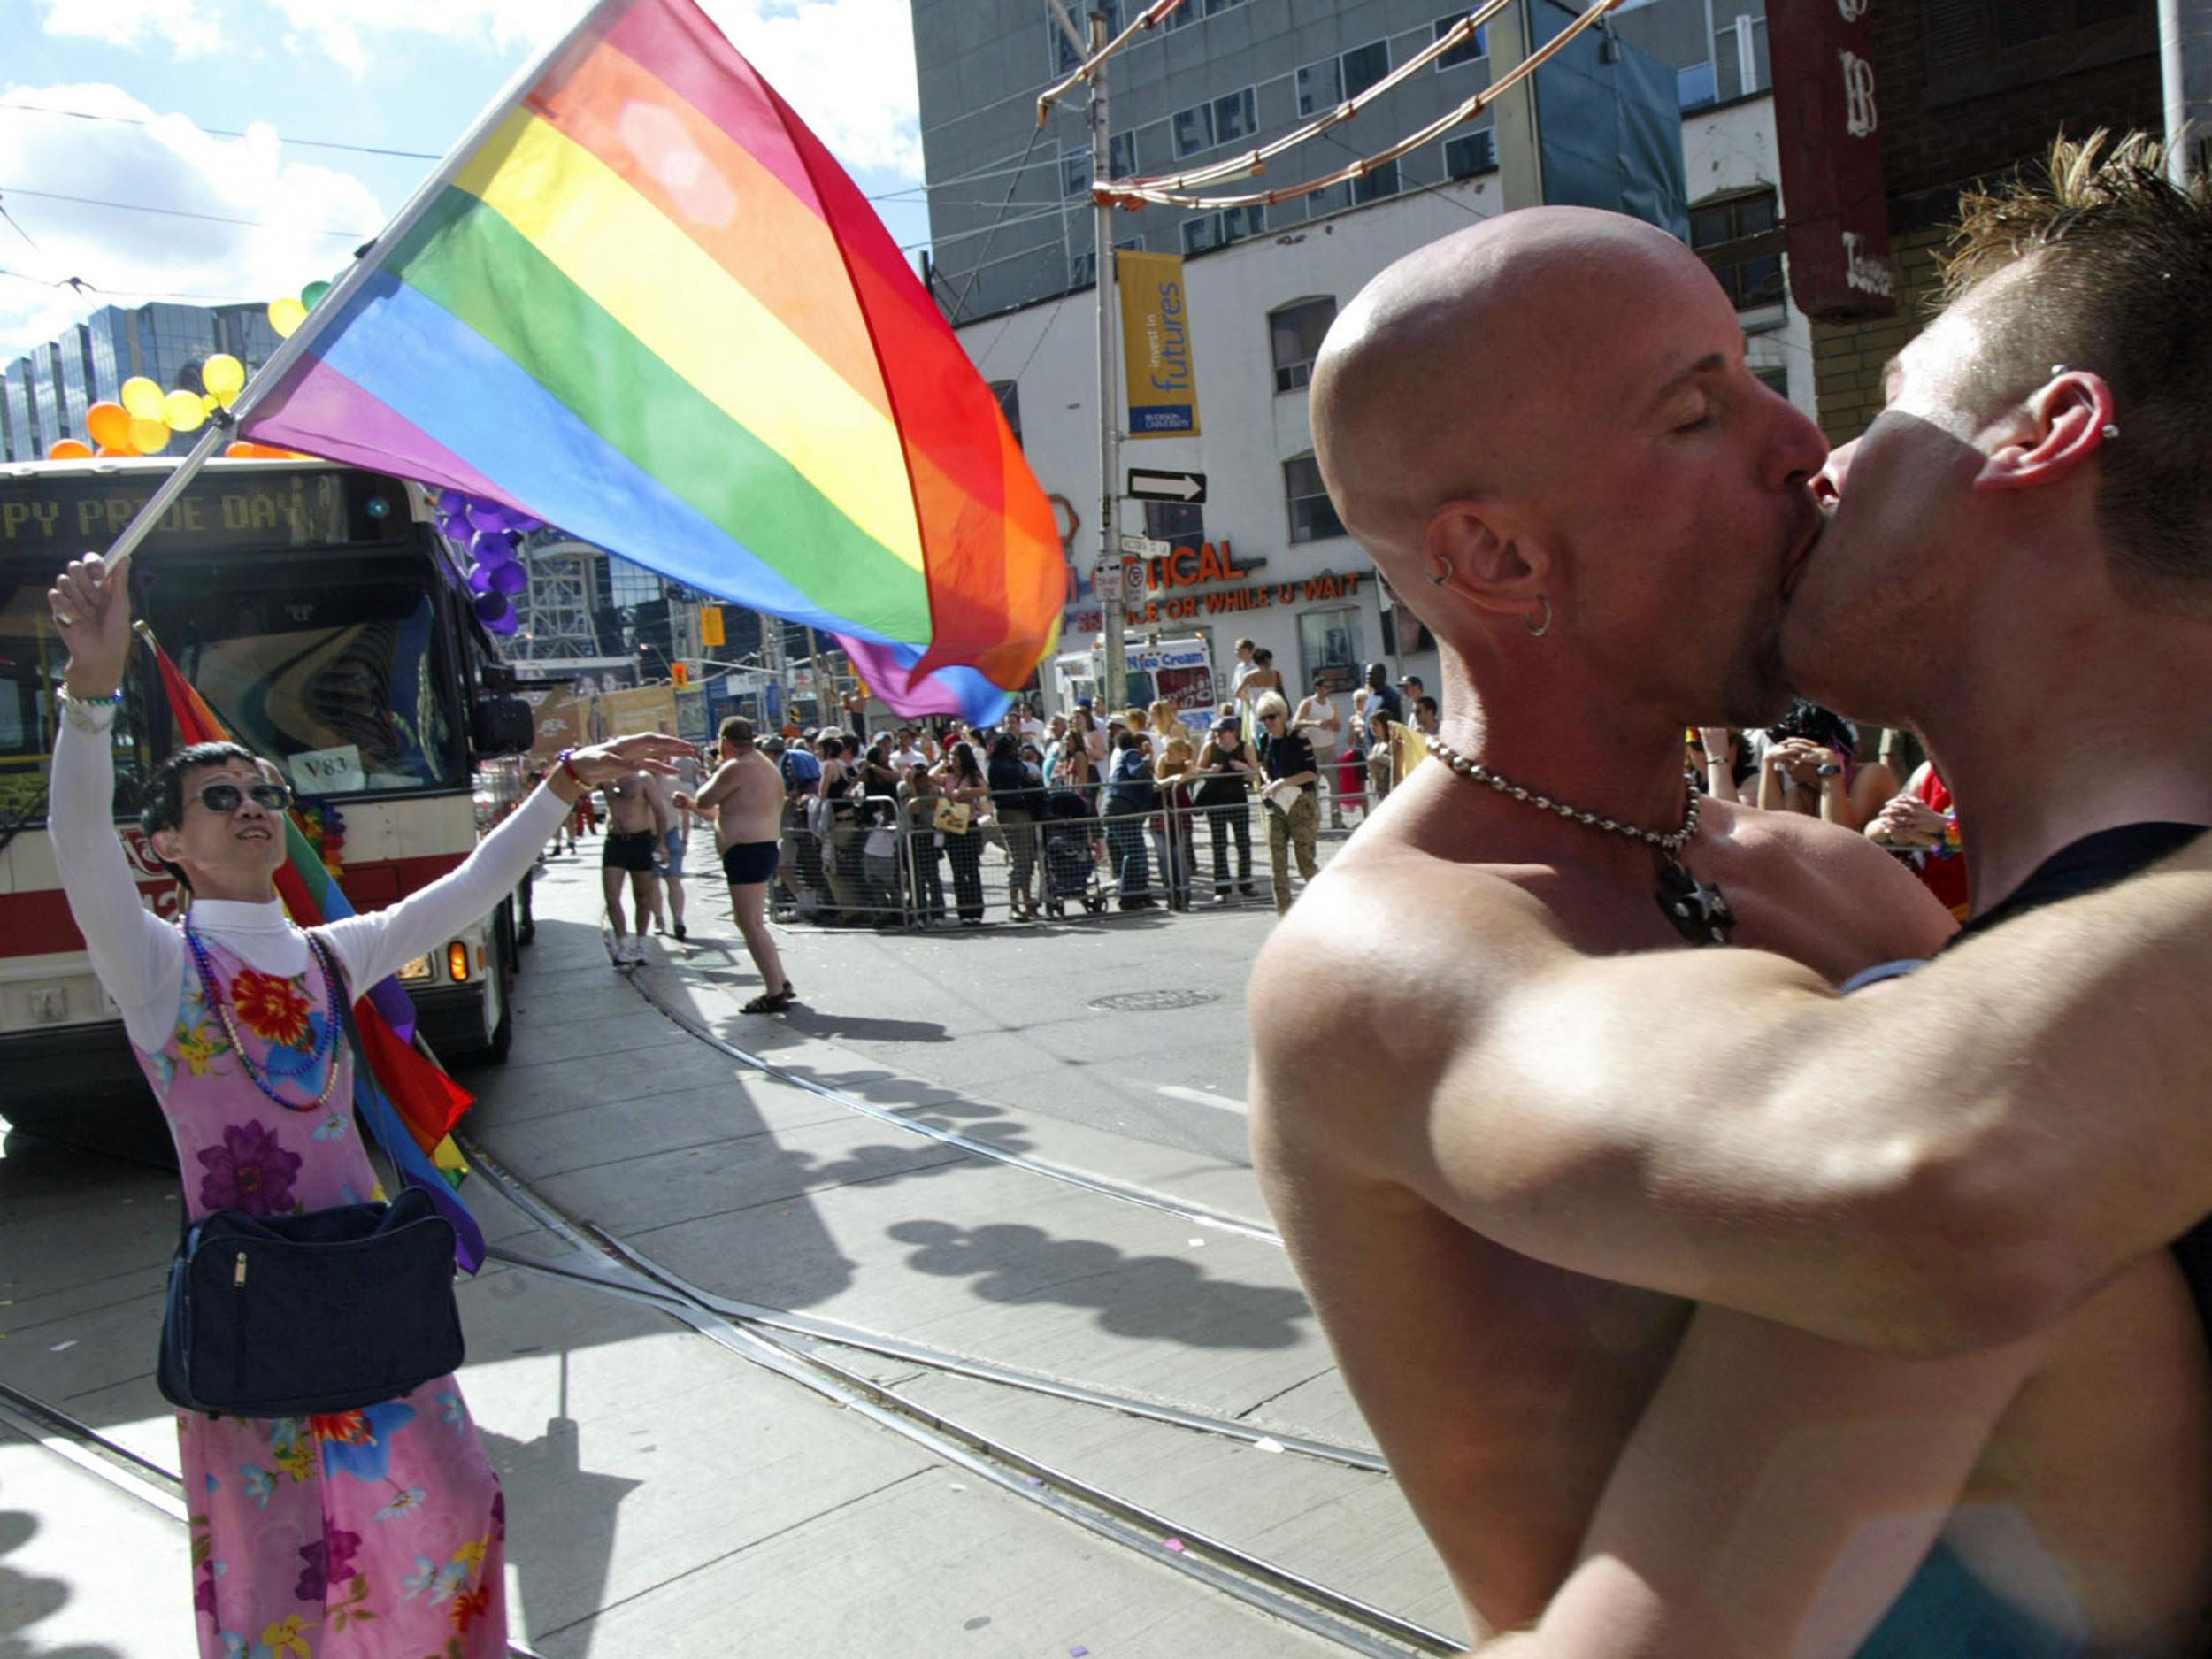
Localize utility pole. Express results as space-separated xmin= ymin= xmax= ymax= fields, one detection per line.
xmin=2162 ymin=0 xmax=2212 ymax=180
xmin=1090 ymin=7 xmax=1128 ymax=716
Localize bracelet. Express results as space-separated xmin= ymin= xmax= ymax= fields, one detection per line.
xmin=556 ymin=748 xmax=589 ymax=790
xmin=58 ymin=685 xmax=123 ymax=707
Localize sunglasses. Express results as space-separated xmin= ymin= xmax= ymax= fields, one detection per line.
xmin=193 ymin=780 xmax=293 ymax=815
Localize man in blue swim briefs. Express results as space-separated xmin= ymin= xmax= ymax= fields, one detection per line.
xmin=677 ymin=716 xmax=796 ymax=1016
xmin=1251 ymin=135 xmax=2212 ymax=1655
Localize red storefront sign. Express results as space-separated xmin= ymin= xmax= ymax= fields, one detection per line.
xmin=1769 ymin=0 xmax=1896 ymax=320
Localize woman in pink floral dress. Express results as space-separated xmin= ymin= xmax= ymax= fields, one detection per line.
xmin=47 ymin=550 xmax=691 ymax=1658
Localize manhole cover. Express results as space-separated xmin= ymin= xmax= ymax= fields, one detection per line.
xmin=1087 ymin=988 xmax=1221 ymax=1013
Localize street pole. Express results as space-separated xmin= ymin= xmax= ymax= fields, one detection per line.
xmin=2162 ymin=0 xmax=2212 ymax=180
xmin=1091 ymin=8 xmax=1128 ymax=718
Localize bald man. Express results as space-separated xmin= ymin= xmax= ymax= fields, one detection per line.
xmin=1249 ymin=201 xmax=2212 ymax=1654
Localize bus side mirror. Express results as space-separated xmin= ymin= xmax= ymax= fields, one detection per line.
xmin=473 ymin=695 xmax=535 ymax=757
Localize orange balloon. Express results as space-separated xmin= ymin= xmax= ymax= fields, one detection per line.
xmin=224 ymin=441 xmax=257 ymax=458
xmin=86 ymin=402 xmax=131 ymax=449
xmin=48 ymin=438 xmax=93 ymax=459
xmin=95 ymin=445 xmax=130 ymax=457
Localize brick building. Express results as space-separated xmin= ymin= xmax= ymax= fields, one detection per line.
xmin=1805 ymin=1 xmax=2162 ymax=442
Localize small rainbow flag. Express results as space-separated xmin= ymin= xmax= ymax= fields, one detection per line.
xmin=142 ymin=626 xmax=486 ymax=1271
xmin=242 ymin=0 xmax=1065 ymax=702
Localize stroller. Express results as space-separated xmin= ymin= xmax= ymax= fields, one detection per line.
xmin=1040 ymin=788 xmax=1108 ymax=918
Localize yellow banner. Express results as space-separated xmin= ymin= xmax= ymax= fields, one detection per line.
xmin=1118 ymin=250 xmax=1200 ymax=438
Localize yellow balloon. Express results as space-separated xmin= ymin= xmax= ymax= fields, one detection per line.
xmin=163 ymin=388 xmax=207 ymax=432
xmin=120 ymin=376 xmax=165 ymax=420
xmin=127 ymin=417 xmax=171 ymax=455
xmin=202 ymin=354 xmax=246 ymax=401
xmin=268 ymin=296 xmax=308 ymax=339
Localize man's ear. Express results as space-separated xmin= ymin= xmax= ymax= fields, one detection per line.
xmin=1973 ymin=370 xmax=2116 ymax=495
xmin=150 ymin=826 xmax=183 ymax=867
xmin=1425 ymin=497 xmax=1549 ymax=618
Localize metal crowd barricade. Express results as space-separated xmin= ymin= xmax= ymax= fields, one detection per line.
xmin=773 ymin=775 xmax=1311 ymax=929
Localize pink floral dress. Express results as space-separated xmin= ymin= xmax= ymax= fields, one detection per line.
xmin=142 ymin=931 xmax=507 ymax=1659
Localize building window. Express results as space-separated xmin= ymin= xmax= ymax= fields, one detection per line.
xmin=1443 ymin=128 xmax=1497 ymax=179
xmin=1678 ymin=61 xmax=1718 ymax=110
xmin=1064 ymin=151 xmax=1092 ymax=198
xmin=1352 ymin=158 xmax=1402 ymax=204
xmin=1049 ymin=1 xmax=1120 ymax=73
xmin=1712 ymin=12 xmax=1770 ymax=101
xmin=1181 ymin=215 xmax=1219 ymax=256
xmin=1689 ymin=188 xmax=1784 ymax=311
xmin=1213 ymin=87 xmax=1258 ymax=147
xmin=1181 ymin=204 xmax=1266 ymax=255
xmin=1303 ymin=180 xmax=1352 ymax=219
xmin=1071 ymin=250 xmax=1097 ymax=288
xmin=1111 ymin=131 xmax=1136 ymax=179
xmin=1432 ymin=12 xmax=1490 ymax=67
xmin=1144 ymin=501 xmax=1205 ymax=549
xmin=1269 ymin=297 xmax=1336 ymax=393
xmin=1299 ymin=608 xmax=1365 ymax=697
xmin=1753 ymin=365 xmax=1791 ymax=399
xmin=989 ymin=380 xmax=1023 ymax=446
xmin=1173 ymin=103 xmax=1213 ymax=157
xmin=1285 ymin=453 xmax=1346 ymax=544
xmin=1341 ymin=40 xmax=1391 ymax=98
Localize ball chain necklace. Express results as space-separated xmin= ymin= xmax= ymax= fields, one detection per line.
xmin=1426 ymin=739 xmax=1736 ymax=946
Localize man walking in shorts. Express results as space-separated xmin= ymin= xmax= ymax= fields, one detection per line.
xmin=600 ymin=767 xmax=667 ymax=966
xmin=678 ymin=717 xmax=797 ymax=1014
xmin=644 ymin=768 xmax=689 ymax=940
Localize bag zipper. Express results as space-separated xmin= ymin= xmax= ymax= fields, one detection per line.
xmin=233 ymin=1250 xmax=249 ymax=1392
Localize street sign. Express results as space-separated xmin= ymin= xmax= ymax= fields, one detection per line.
xmin=1118 ymin=533 xmax=1171 ymax=558
xmin=1094 ymin=559 xmax=1126 ymax=599
xmin=1126 ymin=468 xmax=1206 ymax=503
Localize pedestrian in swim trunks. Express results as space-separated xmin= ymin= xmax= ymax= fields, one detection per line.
xmin=643 ymin=767 xmax=688 ymax=941
xmin=600 ymin=766 xmax=666 ymax=966
xmin=676 ymin=716 xmax=797 ymax=1014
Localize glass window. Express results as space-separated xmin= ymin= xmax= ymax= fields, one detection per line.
xmin=1064 ymin=151 xmax=1093 ymax=197
xmin=1714 ymin=12 xmax=1770 ymax=100
xmin=1443 ymin=128 xmax=1498 ymax=179
xmin=1298 ymin=607 xmax=1365 ymax=698
xmin=1213 ymin=87 xmax=1258 ymax=146
xmin=1173 ymin=103 xmax=1214 ymax=157
xmin=1433 ymin=13 xmax=1490 ymax=67
xmin=1269 ymin=296 xmax=1337 ymax=393
xmin=1204 ymin=0 xmax=1246 ymax=12
xmin=1181 ymin=215 xmax=1220 ymax=257
xmin=0 ymin=575 xmax=155 ymax=826
xmin=1297 ymin=58 xmax=1341 ymax=116
xmin=1341 ymin=40 xmax=1391 ymax=99
xmin=1071 ymin=249 xmax=1097 ymax=287
xmin=1111 ymin=130 xmax=1138 ymax=179
xmin=1143 ymin=501 xmax=1205 ymax=549
xmin=1754 ymin=365 xmax=1791 ymax=398
xmin=1678 ymin=60 xmax=1717 ymax=110
xmin=1689 ymin=188 xmax=1786 ymax=311
xmin=1284 ymin=454 xmax=1346 ymax=544
xmin=1304 ymin=180 xmax=1352 ymax=219
xmin=1353 ymin=159 xmax=1402 ymax=204
xmin=1221 ymin=203 xmax=1267 ymax=243
xmin=152 ymin=581 xmax=465 ymax=796
xmin=989 ymin=380 xmax=1023 ymax=446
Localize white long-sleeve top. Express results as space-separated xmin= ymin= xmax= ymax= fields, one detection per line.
xmin=51 ymin=709 xmax=568 ymax=1055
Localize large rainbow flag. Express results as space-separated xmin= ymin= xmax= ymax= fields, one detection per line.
xmin=142 ymin=626 xmax=487 ymax=1272
xmin=241 ymin=0 xmax=1065 ymax=707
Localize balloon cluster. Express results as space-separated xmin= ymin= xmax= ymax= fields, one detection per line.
xmin=45 ymin=353 xmax=302 ymax=462
xmin=434 ymin=489 xmax=540 ymax=639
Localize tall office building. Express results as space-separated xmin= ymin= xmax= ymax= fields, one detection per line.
xmin=2 ymin=299 xmax=283 ymax=462
xmin=918 ymin=0 xmax=1791 ymax=706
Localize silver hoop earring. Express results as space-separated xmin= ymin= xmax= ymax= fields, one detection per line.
xmin=1427 ymin=557 xmax=1453 ymax=588
xmin=1525 ymin=595 xmax=1553 ymax=638
xmin=2101 ymin=423 xmax=2120 ymax=441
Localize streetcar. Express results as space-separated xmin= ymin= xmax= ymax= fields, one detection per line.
xmin=0 ymin=457 xmax=534 ymax=1156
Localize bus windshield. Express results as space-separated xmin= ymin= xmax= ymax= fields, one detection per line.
xmin=150 ymin=580 xmax=465 ymax=797
xmin=0 ymin=575 xmax=153 ymax=829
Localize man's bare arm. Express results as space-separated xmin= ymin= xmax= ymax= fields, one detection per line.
xmin=1253 ymin=833 xmax=2212 ymax=1355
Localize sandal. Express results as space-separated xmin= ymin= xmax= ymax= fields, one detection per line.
xmin=740 ymin=983 xmax=798 ymax=1015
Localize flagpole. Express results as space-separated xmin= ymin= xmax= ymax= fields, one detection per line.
xmin=90 ymin=0 xmax=628 ymax=570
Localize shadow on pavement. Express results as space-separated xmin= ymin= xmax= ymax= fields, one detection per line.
xmin=0 ymin=1507 xmax=128 ymax=1659
xmin=886 ymin=1220 xmax=1311 ymax=1350
xmin=478 ymin=1402 xmax=641 ymax=1651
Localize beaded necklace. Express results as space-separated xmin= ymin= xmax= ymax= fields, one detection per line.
xmin=181 ymin=922 xmax=345 ymax=1110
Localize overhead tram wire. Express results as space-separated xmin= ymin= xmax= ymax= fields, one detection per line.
xmin=944 ymin=118 xmax=1051 ymax=323
xmin=0 ymin=185 xmax=368 ymax=238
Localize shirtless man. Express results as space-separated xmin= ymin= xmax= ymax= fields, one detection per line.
xmin=599 ymin=765 xmax=667 ymax=967
xmin=643 ymin=767 xmax=689 ymax=941
xmin=1251 ymin=146 xmax=2212 ymax=1655
xmin=677 ymin=716 xmax=795 ymax=1015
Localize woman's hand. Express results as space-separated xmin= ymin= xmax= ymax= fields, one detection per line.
xmin=558 ymin=733 xmax=696 ymax=796
xmin=48 ymin=551 xmax=134 ymax=699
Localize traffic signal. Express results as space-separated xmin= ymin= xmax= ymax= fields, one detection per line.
xmin=699 ymin=605 xmax=725 ymax=648
xmin=672 ymin=662 xmax=690 ymax=688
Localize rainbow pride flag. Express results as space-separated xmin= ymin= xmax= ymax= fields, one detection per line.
xmin=242 ymin=0 xmax=1065 ymax=700
xmin=142 ymin=627 xmax=487 ymax=1272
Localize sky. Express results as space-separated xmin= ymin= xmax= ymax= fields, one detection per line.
xmin=0 ymin=0 xmax=932 ymax=363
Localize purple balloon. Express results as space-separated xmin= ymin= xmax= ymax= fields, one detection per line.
xmin=435 ymin=488 xmax=466 ymax=517
xmin=474 ymin=593 xmax=512 ymax=625
xmin=486 ymin=607 xmax=521 ymax=636
xmin=471 ymin=530 xmax=518 ymax=564
xmin=489 ymin=560 xmax=529 ymax=595
xmin=509 ymin=514 xmax=543 ymax=534
xmin=466 ymin=564 xmax=495 ymax=595
xmin=437 ymin=512 xmax=465 ymax=541
xmin=466 ymin=502 xmax=509 ymax=533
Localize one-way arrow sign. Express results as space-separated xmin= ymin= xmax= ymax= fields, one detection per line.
xmin=1126 ymin=468 xmax=1207 ymax=503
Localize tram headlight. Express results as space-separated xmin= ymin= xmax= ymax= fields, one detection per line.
xmin=397 ymin=956 xmax=434 ymax=984
xmin=446 ymin=941 xmax=471 ymax=983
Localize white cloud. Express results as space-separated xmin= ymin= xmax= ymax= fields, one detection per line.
xmin=37 ymin=0 xmax=227 ymax=57
xmin=251 ymin=0 xmax=922 ymax=180
xmin=0 ymin=84 xmax=386 ymax=362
